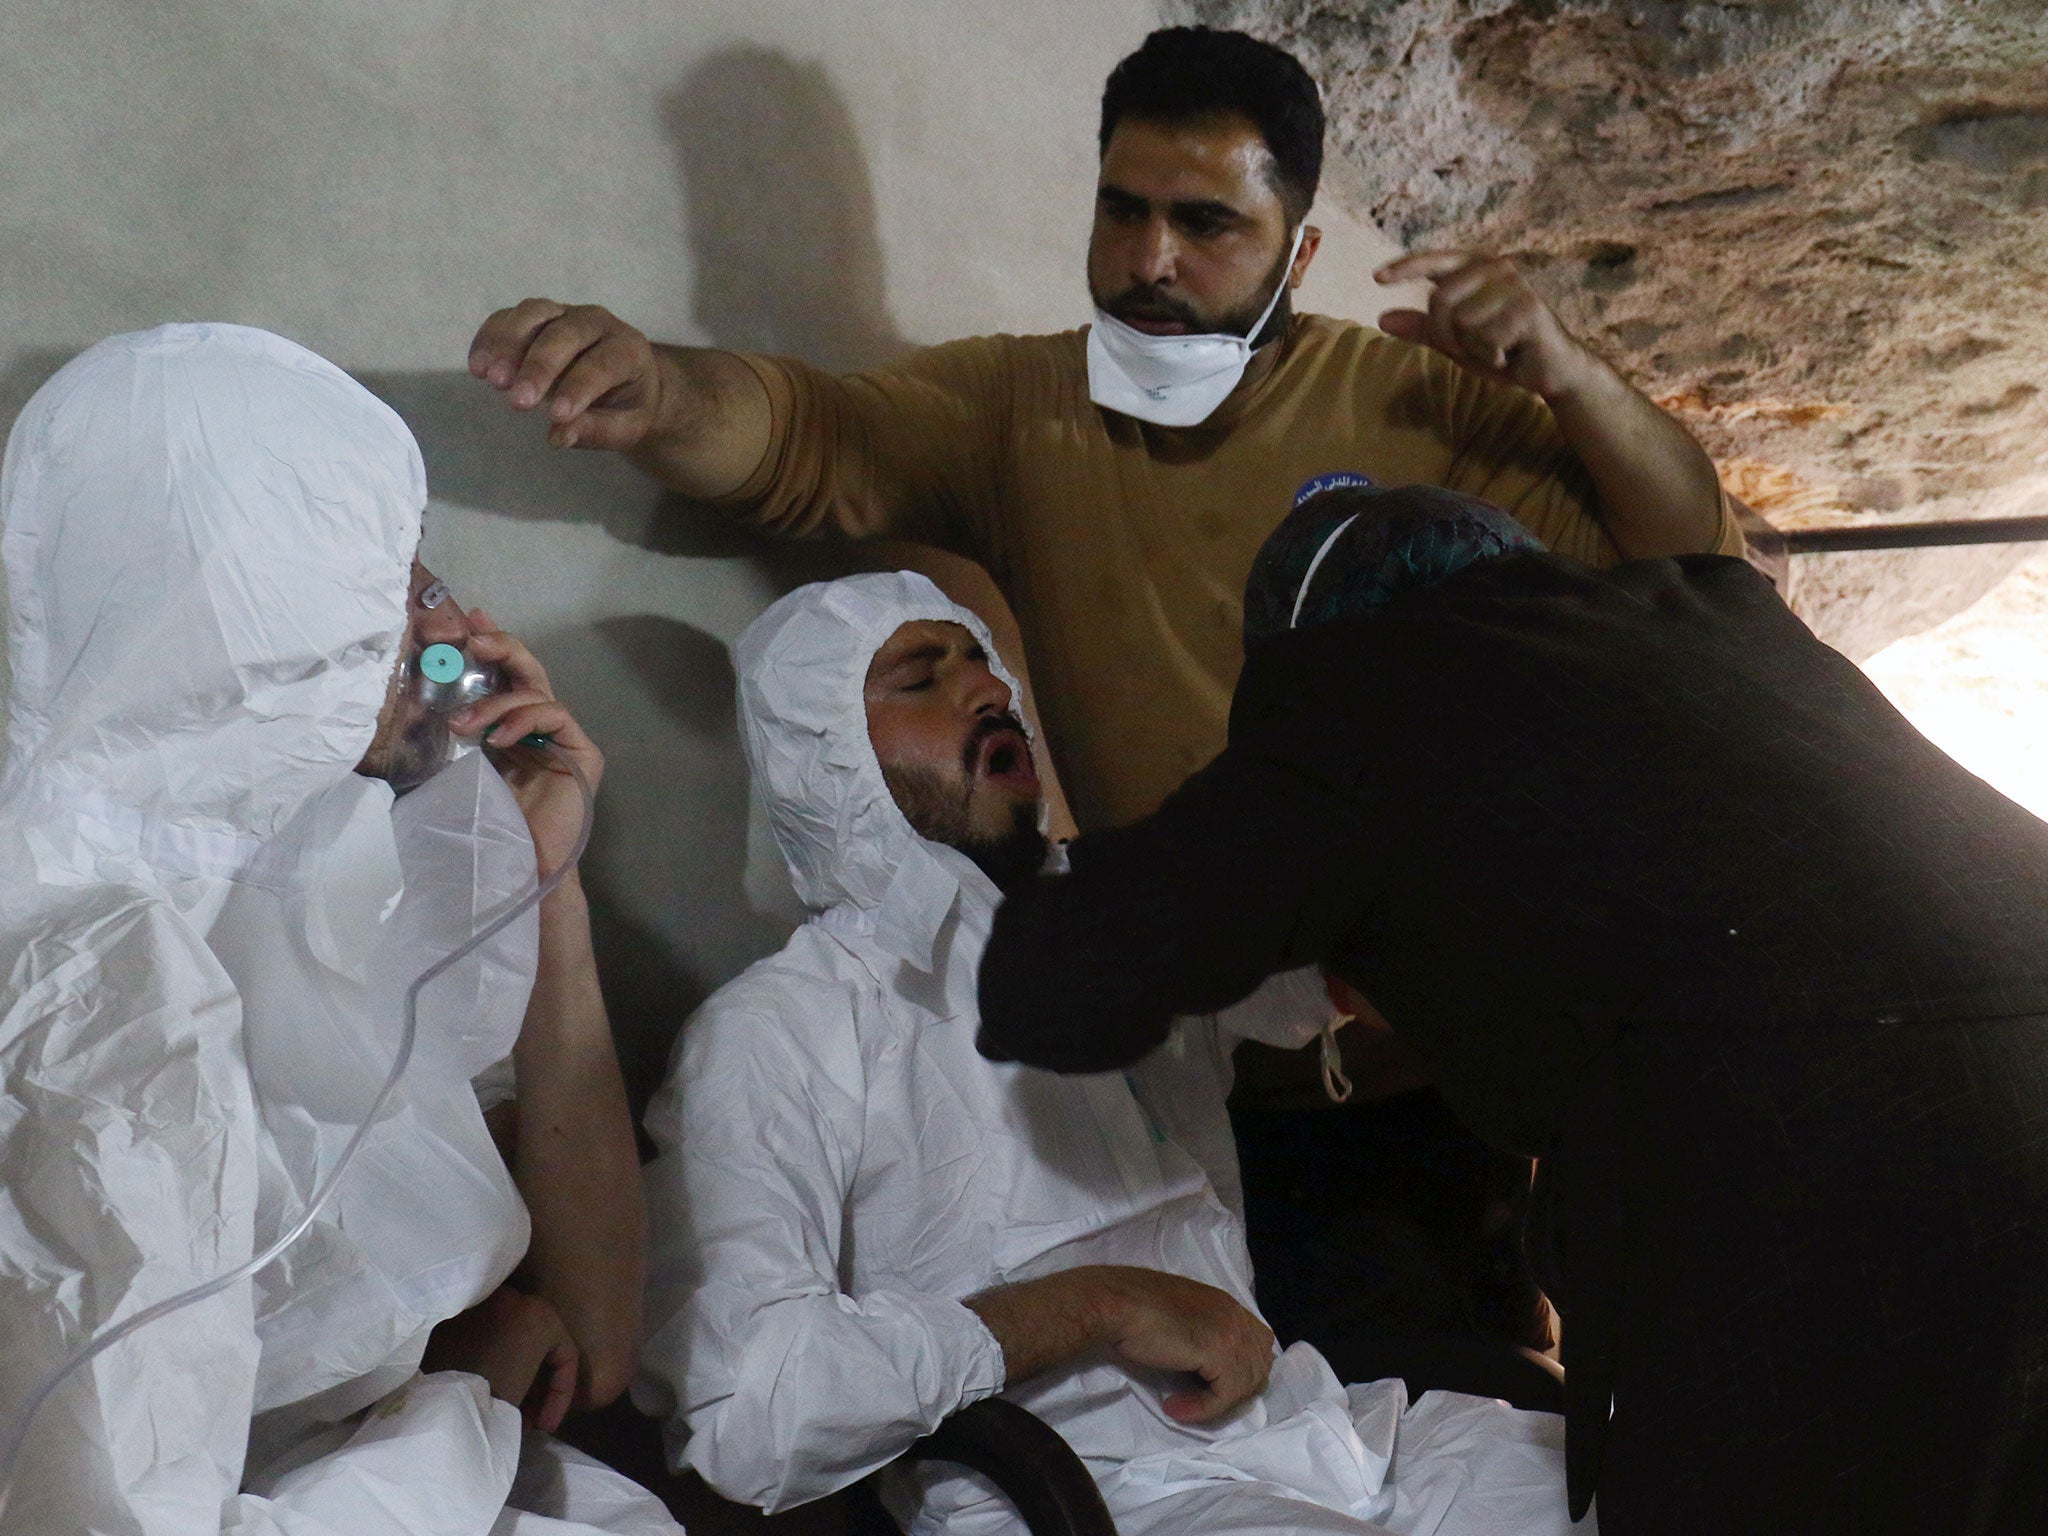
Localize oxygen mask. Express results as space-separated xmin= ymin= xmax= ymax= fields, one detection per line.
xmin=416 ymin=638 xmax=499 ymax=716
xmin=381 ymin=579 xmax=547 ymax=793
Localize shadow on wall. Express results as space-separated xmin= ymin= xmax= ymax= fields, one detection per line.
xmin=360 ymin=41 xmax=912 ymax=548
xmin=3 ymin=50 xmax=910 ymax=1088
xmin=0 ymin=351 xmax=82 ymax=734
xmin=533 ymin=614 xmax=799 ymax=1118
xmin=668 ymin=45 xmax=911 ymax=372
xmin=370 ymin=48 xmax=921 ymax=1097
xmin=357 ymin=368 xmax=797 ymax=562
xmin=0 ymin=349 xmax=73 ymax=441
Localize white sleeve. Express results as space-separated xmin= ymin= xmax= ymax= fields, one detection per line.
xmin=635 ymin=992 xmax=1005 ymax=1513
xmin=1207 ymin=964 xmax=1339 ymax=1051
xmin=0 ymin=900 xmax=262 ymax=1536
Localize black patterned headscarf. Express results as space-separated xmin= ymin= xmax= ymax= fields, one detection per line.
xmin=1243 ymin=483 xmax=1542 ymax=648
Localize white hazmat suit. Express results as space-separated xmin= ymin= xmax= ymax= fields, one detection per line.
xmin=637 ymin=571 xmax=1588 ymax=1535
xmin=0 ymin=324 xmax=678 ymax=1536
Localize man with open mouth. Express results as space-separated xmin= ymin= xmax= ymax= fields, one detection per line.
xmin=634 ymin=570 xmax=1583 ymax=1535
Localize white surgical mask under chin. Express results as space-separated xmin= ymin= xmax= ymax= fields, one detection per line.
xmin=1086 ymin=222 xmax=1305 ymax=428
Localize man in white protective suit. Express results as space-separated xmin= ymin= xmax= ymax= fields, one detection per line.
xmin=635 ymin=569 xmax=1586 ymax=1536
xmin=0 ymin=324 xmax=675 ymax=1535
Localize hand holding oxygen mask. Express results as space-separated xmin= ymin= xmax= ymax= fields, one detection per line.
xmin=450 ymin=607 xmax=606 ymax=883
xmin=382 ymin=572 xmax=602 ymax=871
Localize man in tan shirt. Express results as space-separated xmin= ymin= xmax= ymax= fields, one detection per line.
xmin=468 ymin=25 xmax=1741 ymax=834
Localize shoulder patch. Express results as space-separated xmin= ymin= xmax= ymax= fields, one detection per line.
xmin=1294 ymin=471 xmax=1375 ymax=509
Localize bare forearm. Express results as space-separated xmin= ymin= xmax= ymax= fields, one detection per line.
xmin=967 ymin=1264 xmax=1276 ymax=1420
xmin=510 ymin=876 xmax=644 ymax=1406
xmin=1546 ymin=347 xmax=1725 ymax=560
xmin=965 ymin=1268 xmax=1120 ymax=1382
xmin=625 ymin=344 xmax=774 ymax=500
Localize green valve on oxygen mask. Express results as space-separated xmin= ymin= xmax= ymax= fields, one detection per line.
xmin=419 ymin=643 xmax=466 ymax=684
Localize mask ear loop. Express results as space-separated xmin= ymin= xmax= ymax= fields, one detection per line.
xmin=1243 ymin=220 xmax=1306 ymax=346
xmin=1290 ymin=513 xmax=1362 ymax=629
xmin=1319 ymin=1014 xmax=1355 ymax=1104
xmin=0 ymin=744 xmax=596 ymax=1520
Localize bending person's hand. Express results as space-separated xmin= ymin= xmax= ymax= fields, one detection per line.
xmin=423 ymin=1285 xmax=581 ymax=1434
xmin=469 ymin=300 xmax=666 ymax=452
xmin=451 ymin=610 xmax=604 ymax=881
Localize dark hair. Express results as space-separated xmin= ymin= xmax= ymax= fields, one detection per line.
xmin=1100 ymin=27 xmax=1325 ymax=222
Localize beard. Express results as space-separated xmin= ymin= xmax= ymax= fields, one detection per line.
xmin=357 ymin=690 xmax=450 ymax=793
xmin=960 ymin=797 xmax=1052 ymax=891
xmin=1092 ymin=236 xmax=1297 ymax=346
xmin=882 ymin=719 xmax=1049 ymax=891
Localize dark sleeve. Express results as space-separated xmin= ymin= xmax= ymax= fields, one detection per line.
xmin=976 ymin=743 xmax=1366 ymax=1073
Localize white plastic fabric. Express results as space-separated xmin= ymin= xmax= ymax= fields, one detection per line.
xmin=0 ymin=324 xmax=677 ymax=1535
xmin=638 ymin=571 xmax=1589 ymax=1534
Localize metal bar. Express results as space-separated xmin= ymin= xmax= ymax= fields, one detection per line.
xmin=1784 ymin=516 xmax=2048 ymax=555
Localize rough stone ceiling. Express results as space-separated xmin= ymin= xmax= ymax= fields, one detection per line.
xmin=1176 ymin=0 xmax=2048 ymax=656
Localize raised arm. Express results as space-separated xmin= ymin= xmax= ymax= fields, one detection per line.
xmin=467 ymin=300 xmax=1001 ymax=548
xmin=452 ymin=615 xmax=644 ymax=1411
xmin=1377 ymin=251 xmax=1729 ymax=561
xmin=468 ymin=301 xmax=771 ymax=496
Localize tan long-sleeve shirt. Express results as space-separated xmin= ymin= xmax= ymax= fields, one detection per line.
xmin=722 ymin=313 xmax=1742 ymax=830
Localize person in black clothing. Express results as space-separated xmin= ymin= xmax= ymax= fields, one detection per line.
xmin=976 ymin=484 xmax=2048 ymax=1535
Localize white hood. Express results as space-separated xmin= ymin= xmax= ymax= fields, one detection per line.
xmin=735 ymin=570 xmax=1026 ymax=973
xmin=0 ymin=322 xmax=421 ymax=884
xmin=0 ymin=328 xmax=547 ymax=1534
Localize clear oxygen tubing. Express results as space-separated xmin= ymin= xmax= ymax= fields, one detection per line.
xmin=0 ymin=743 xmax=595 ymax=1524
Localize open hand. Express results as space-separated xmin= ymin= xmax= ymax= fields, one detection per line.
xmin=469 ymin=300 xmax=665 ymax=452
xmin=1375 ymin=250 xmax=1592 ymax=402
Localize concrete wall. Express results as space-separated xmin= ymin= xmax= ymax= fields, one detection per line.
xmin=0 ymin=0 xmax=1404 ymax=1103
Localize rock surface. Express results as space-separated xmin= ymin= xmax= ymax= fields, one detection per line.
xmin=1176 ymin=0 xmax=2048 ymax=655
